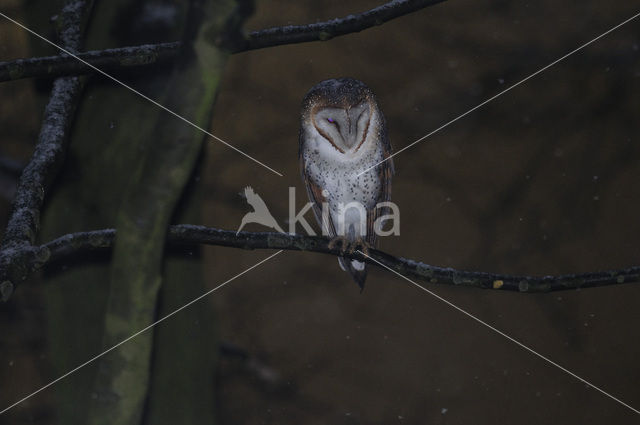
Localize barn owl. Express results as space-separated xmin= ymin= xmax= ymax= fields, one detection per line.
xmin=299 ymin=78 xmax=394 ymax=289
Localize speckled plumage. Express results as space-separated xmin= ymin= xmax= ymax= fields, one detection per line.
xmin=299 ymin=78 xmax=393 ymax=289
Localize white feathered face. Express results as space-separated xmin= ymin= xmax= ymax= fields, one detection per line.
xmin=311 ymin=102 xmax=371 ymax=153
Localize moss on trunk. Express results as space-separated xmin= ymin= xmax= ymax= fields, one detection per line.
xmin=37 ymin=0 xmax=243 ymax=424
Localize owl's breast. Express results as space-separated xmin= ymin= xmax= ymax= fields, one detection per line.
xmin=303 ymin=132 xmax=384 ymax=210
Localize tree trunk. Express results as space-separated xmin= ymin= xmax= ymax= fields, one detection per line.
xmin=37 ymin=0 xmax=244 ymax=424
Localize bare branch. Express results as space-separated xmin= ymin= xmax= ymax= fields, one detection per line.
xmin=0 ymin=0 xmax=94 ymax=299
xmin=2 ymin=225 xmax=637 ymax=301
xmin=236 ymin=0 xmax=447 ymax=52
xmin=0 ymin=0 xmax=447 ymax=83
xmin=1 ymin=78 xmax=82 ymax=245
xmin=1 ymin=0 xmax=636 ymax=302
xmin=0 ymin=42 xmax=180 ymax=82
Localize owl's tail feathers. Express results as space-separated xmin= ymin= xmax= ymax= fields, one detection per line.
xmin=338 ymin=257 xmax=367 ymax=291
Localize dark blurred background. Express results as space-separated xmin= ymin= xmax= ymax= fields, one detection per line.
xmin=1 ymin=0 xmax=640 ymax=424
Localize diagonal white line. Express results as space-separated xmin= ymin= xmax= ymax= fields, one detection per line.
xmin=357 ymin=10 xmax=640 ymax=177
xmin=0 ymin=12 xmax=283 ymax=177
xmin=0 ymin=250 xmax=284 ymax=416
xmin=357 ymin=250 xmax=640 ymax=415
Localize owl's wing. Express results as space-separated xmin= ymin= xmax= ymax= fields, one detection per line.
xmin=367 ymin=134 xmax=394 ymax=246
xmin=300 ymin=153 xmax=337 ymax=237
xmin=379 ymin=134 xmax=394 ymax=204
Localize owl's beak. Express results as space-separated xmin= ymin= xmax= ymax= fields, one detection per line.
xmin=341 ymin=125 xmax=358 ymax=149
xmin=342 ymin=106 xmax=370 ymax=149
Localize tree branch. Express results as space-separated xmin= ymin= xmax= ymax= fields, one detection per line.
xmin=234 ymin=0 xmax=447 ymax=52
xmin=0 ymin=42 xmax=180 ymax=82
xmin=2 ymin=224 xmax=637 ymax=301
xmin=0 ymin=0 xmax=93 ymax=300
xmin=2 ymin=0 xmax=636 ymax=301
xmin=0 ymin=0 xmax=447 ymax=82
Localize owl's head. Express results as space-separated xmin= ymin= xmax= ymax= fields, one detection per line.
xmin=301 ymin=78 xmax=382 ymax=153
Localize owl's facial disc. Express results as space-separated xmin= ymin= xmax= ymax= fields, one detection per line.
xmin=314 ymin=103 xmax=371 ymax=152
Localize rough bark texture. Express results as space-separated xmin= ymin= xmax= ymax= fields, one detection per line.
xmin=0 ymin=42 xmax=180 ymax=82
xmin=0 ymin=0 xmax=450 ymax=85
xmin=36 ymin=226 xmax=640 ymax=293
xmin=29 ymin=0 xmax=243 ymax=424
xmin=85 ymin=0 xmax=240 ymax=424
xmin=0 ymin=0 xmax=93 ymax=300
xmin=237 ymin=0 xmax=447 ymax=52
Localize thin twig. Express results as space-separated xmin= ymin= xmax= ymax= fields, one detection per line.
xmin=0 ymin=0 xmax=447 ymax=82
xmin=0 ymin=42 xmax=180 ymax=82
xmin=2 ymin=225 xmax=637 ymax=301
xmin=236 ymin=0 xmax=446 ymax=52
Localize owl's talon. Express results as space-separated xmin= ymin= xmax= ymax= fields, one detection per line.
xmin=347 ymin=237 xmax=371 ymax=256
xmin=328 ymin=236 xmax=350 ymax=256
